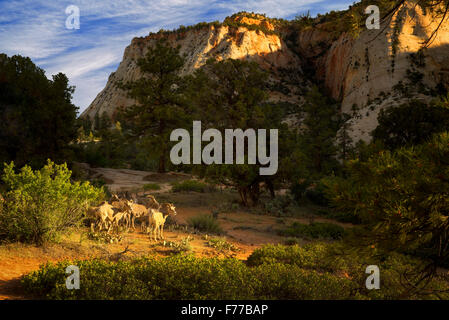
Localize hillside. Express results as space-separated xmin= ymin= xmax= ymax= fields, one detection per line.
xmin=82 ymin=2 xmax=449 ymax=142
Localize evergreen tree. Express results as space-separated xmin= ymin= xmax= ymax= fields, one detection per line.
xmin=119 ymin=40 xmax=191 ymax=172
xmin=0 ymin=54 xmax=78 ymax=168
xmin=299 ymin=86 xmax=341 ymax=177
xmin=325 ymin=132 xmax=449 ymax=294
xmin=189 ymin=59 xmax=292 ymax=206
xmin=372 ymin=100 xmax=449 ymax=150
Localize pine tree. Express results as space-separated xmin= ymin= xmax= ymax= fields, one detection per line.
xmin=299 ymin=86 xmax=340 ymax=177
xmin=119 ymin=40 xmax=191 ymax=172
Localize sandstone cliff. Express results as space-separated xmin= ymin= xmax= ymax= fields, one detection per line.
xmin=82 ymin=14 xmax=303 ymax=121
xmin=296 ymin=1 xmax=449 ymax=141
xmin=83 ymin=4 xmax=449 ymax=143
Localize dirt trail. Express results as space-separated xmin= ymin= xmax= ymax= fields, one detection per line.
xmin=77 ymin=162 xmax=190 ymax=193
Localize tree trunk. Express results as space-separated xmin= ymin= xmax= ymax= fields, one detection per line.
xmin=158 ymin=149 xmax=166 ymax=173
xmin=249 ymin=183 xmax=260 ymax=206
xmin=238 ymin=187 xmax=249 ymax=207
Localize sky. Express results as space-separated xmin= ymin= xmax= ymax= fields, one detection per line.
xmin=0 ymin=0 xmax=354 ymax=115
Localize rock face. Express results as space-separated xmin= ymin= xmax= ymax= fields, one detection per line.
xmin=82 ymin=16 xmax=302 ymax=120
xmin=83 ymin=4 xmax=449 ymax=143
xmin=297 ymin=2 xmax=449 ymax=141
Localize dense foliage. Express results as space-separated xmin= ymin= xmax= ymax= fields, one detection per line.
xmin=22 ymin=243 xmax=449 ymax=299
xmin=0 ymin=160 xmax=103 ymax=244
xmin=0 ymin=54 xmax=78 ymax=168
xmin=189 ymin=59 xmax=294 ymax=206
xmin=372 ymin=100 xmax=449 ymax=150
xmin=325 ymin=133 xmax=449 ymax=279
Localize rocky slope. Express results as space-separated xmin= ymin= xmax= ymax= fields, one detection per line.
xmin=83 ymin=3 xmax=449 ymax=142
xmin=82 ymin=14 xmax=304 ymax=121
xmin=296 ymin=1 xmax=449 ymax=141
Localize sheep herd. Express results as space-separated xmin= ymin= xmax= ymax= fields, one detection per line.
xmin=87 ymin=193 xmax=177 ymax=241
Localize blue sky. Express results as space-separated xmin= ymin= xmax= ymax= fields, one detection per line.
xmin=0 ymin=0 xmax=354 ymax=114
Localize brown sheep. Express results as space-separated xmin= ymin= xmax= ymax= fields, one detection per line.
xmin=87 ymin=202 xmax=115 ymax=232
xmin=146 ymin=203 xmax=177 ymax=241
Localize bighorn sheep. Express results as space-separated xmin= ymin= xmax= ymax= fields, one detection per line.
xmin=87 ymin=201 xmax=115 ymax=232
xmin=146 ymin=203 xmax=177 ymax=241
xmin=110 ymin=194 xmax=132 ymax=229
xmin=126 ymin=200 xmax=149 ymax=230
xmin=142 ymin=195 xmax=160 ymax=210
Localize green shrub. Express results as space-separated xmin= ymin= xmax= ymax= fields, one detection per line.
xmin=290 ymin=180 xmax=310 ymax=201
xmin=188 ymin=214 xmax=223 ymax=234
xmin=143 ymin=183 xmax=161 ymax=191
xmin=171 ymin=180 xmax=214 ymax=193
xmin=372 ymin=100 xmax=449 ymax=150
xmin=21 ymin=244 xmax=449 ymax=300
xmin=21 ymin=254 xmax=353 ymax=300
xmin=246 ymin=244 xmax=449 ymax=299
xmin=247 ymin=243 xmax=332 ymax=269
xmin=278 ymin=222 xmax=346 ymax=240
xmin=0 ymin=160 xmax=103 ymax=244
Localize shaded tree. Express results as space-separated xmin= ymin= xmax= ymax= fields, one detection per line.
xmin=372 ymin=100 xmax=449 ymax=150
xmin=189 ymin=59 xmax=293 ymax=206
xmin=0 ymin=54 xmax=78 ymax=168
xmin=325 ymin=132 xmax=449 ymax=297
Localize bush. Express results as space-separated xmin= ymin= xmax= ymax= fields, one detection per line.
xmin=21 ymin=254 xmax=353 ymax=300
xmin=246 ymin=244 xmax=449 ymax=299
xmin=0 ymin=160 xmax=103 ymax=244
xmin=143 ymin=183 xmax=161 ymax=191
xmin=21 ymin=244 xmax=449 ymax=299
xmin=278 ymin=222 xmax=346 ymax=240
xmin=188 ymin=214 xmax=223 ymax=234
xmin=304 ymin=181 xmax=330 ymax=206
xmin=290 ymin=180 xmax=310 ymax=201
xmin=247 ymin=243 xmax=331 ymax=269
xmin=171 ymin=180 xmax=214 ymax=193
